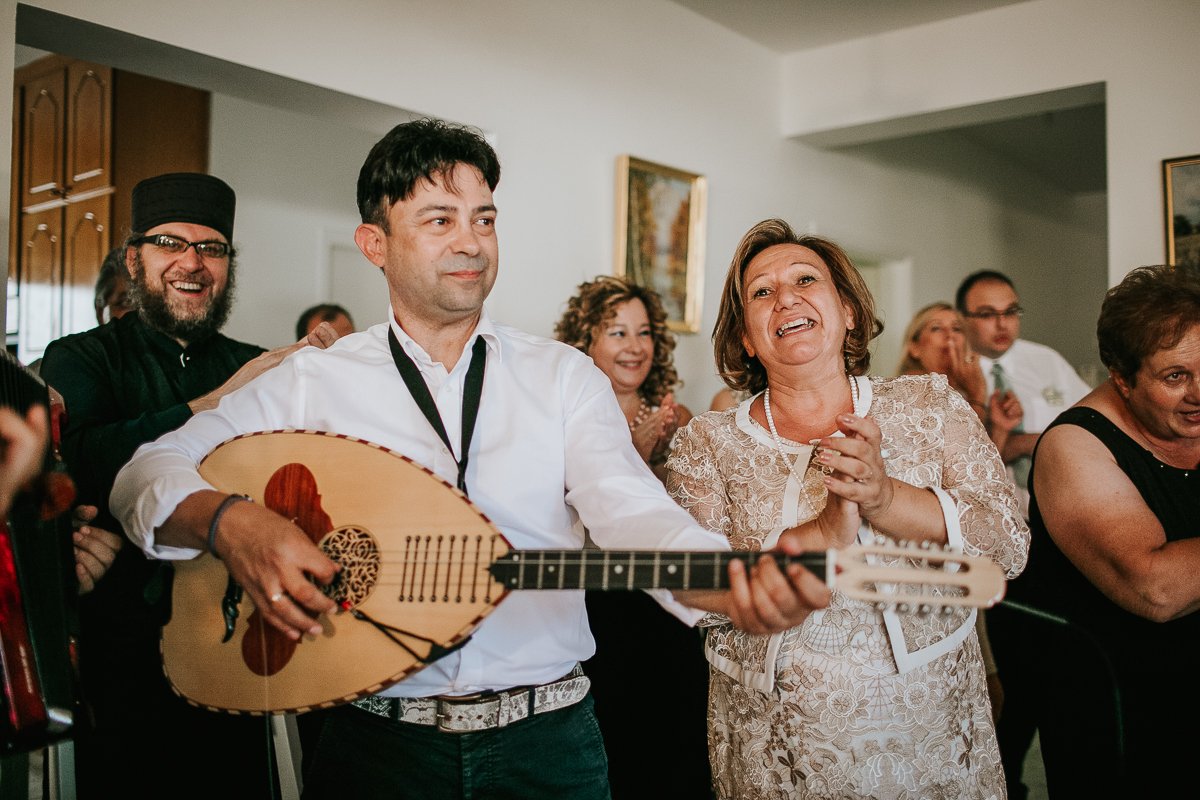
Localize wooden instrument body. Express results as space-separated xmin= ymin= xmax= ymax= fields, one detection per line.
xmin=167 ymin=431 xmax=509 ymax=714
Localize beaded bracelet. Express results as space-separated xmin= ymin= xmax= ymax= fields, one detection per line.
xmin=207 ymin=493 xmax=252 ymax=558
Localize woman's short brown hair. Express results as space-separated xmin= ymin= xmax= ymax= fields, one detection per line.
xmin=554 ymin=275 xmax=680 ymax=404
xmin=712 ymin=219 xmax=882 ymax=394
xmin=1098 ymin=264 xmax=1200 ymax=385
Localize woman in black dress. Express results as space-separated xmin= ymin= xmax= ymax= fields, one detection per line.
xmin=1017 ymin=264 xmax=1200 ymax=798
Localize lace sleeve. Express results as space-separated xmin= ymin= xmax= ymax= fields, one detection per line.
xmin=938 ymin=381 xmax=1030 ymax=578
xmin=666 ymin=416 xmax=731 ymax=536
xmin=667 ymin=414 xmax=733 ymax=627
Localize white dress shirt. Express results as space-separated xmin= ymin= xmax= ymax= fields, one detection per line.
xmin=111 ymin=310 xmax=729 ymax=697
xmin=978 ymin=338 xmax=1091 ymax=435
xmin=979 ymin=338 xmax=1091 ymax=515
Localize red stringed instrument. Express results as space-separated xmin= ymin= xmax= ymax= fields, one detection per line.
xmin=162 ymin=430 xmax=1007 ymax=716
xmin=0 ymin=352 xmax=78 ymax=754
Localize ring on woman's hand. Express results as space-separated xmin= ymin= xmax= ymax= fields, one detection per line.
xmin=879 ymin=448 xmax=891 ymax=459
xmin=269 ymin=592 xmax=284 ymax=604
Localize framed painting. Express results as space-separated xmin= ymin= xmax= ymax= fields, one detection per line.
xmin=1164 ymin=154 xmax=1200 ymax=268
xmin=613 ymin=155 xmax=706 ymax=333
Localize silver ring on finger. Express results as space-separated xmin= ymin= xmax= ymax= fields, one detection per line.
xmin=269 ymin=592 xmax=285 ymax=604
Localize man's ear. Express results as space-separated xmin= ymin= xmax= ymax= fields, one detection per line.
xmin=353 ymin=224 xmax=387 ymax=269
xmin=124 ymin=246 xmax=137 ymax=279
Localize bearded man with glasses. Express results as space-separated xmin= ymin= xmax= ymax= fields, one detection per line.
xmin=40 ymin=173 xmax=340 ymax=798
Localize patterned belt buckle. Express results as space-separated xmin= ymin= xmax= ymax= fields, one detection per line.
xmin=434 ymin=691 xmax=499 ymax=734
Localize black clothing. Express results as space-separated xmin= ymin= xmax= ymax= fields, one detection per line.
xmin=1011 ymin=406 xmax=1200 ymax=799
xmin=583 ymin=591 xmax=713 ymax=800
xmin=40 ymin=312 xmax=269 ymax=799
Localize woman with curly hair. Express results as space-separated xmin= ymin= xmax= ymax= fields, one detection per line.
xmin=555 ymin=275 xmax=711 ymax=799
xmin=555 ymin=275 xmax=692 ymax=479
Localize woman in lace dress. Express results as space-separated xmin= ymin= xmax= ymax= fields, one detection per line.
xmin=666 ymin=220 xmax=1029 ymax=800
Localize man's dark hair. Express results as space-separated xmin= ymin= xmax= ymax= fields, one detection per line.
xmin=296 ymin=303 xmax=353 ymax=341
xmin=955 ymin=270 xmax=1016 ymax=312
xmin=356 ymin=118 xmax=501 ymax=231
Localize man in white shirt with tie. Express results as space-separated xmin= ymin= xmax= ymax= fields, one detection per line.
xmin=955 ymin=270 xmax=1090 ymax=514
xmin=110 ymin=118 xmax=829 ymax=800
xmin=955 ymin=268 xmax=1090 ymax=800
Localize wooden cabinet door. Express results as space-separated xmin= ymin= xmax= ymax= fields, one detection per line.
xmin=64 ymin=63 xmax=112 ymax=199
xmin=19 ymin=68 xmax=65 ymax=210
xmin=64 ymin=195 xmax=111 ymax=335
xmin=17 ymin=207 xmax=63 ymax=360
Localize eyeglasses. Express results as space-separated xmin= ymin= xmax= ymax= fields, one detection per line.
xmin=963 ymin=306 xmax=1023 ymax=322
xmin=131 ymin=233 xmax=231 ymax=260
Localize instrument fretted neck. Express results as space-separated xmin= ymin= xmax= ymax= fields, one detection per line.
xmin=488 ymin=550 xmax=826 ymax=591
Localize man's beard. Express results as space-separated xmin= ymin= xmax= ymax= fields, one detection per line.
xmin=128 ymin=251 xmax=236 ymax=343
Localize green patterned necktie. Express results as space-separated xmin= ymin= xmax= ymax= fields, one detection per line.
xmin=992 ymin=361 xmax=1030 ymax=489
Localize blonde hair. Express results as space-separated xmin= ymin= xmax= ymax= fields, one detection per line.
xmin=895 ymin=301 xmax=959 ymax=376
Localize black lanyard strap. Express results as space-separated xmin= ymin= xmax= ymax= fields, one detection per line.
xmin=387 ymin=330 xmax=487 ymax=496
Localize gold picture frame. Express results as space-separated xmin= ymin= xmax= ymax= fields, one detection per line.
xmin=1163 ymin=154 xmax=1200 ymax=268
xmin=613 ymin=155 xmax=706 ymax=333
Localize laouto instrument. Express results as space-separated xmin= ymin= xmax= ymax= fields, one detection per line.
xmin=162 ymin=431 xmax=1006 ymax=715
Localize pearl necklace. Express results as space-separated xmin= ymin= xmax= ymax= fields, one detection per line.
xmin=763 ymin=375 xmax=860 ymax=515
xmin=628 ymin=397 xmax=650 ymax=431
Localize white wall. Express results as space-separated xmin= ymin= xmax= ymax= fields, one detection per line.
xmin=780 ymin=0 xmax=1200 ymax=289
xmin=208 ymin=94 xmax=382 ymax=348
xmin=2 ymin=0 xmax=1152 ymax=406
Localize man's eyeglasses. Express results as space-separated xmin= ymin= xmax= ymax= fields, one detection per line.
xmin=131 ymin=234 xmax=231 ymax=260
xmin=963 ymin=306 xmax=1023 ymax=322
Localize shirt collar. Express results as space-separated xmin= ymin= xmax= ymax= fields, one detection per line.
xmin=978 ymin=341 xmax=1019 ymax=374
xmin=387 ymin=307 xmax=502 ymax=371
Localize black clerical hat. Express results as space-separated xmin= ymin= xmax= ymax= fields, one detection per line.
xmin=131 ymin=173 xmax=236 ymax=241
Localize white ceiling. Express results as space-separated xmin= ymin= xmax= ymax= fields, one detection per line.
xmin=667 ymin=0 xmax=1031 ymax=53
xmin=667 ymin=0 xmax=1104 ymax=194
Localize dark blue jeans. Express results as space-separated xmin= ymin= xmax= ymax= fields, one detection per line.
xmin=302 ymin=694 xmax=611 ymax=800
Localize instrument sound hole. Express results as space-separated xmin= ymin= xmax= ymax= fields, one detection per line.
xmin=319 ymin=525 xmax=380 ymax=609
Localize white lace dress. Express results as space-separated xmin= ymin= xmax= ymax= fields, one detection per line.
xmin=666 ymin=374 xmax=1029 ymax=800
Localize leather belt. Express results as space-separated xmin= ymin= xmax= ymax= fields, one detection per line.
xmin=351 ymin=664 xmax=589 ymax=734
